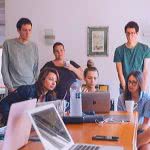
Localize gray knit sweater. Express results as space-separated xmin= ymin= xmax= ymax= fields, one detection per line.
xmin=1 ymin=38 xmax=39 ymax=89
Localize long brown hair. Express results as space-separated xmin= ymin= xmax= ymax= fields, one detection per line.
xmin=124 ymin=70 xmax=143 ymax=100
xmin=36 ymin=67 xmax=59 ymax=97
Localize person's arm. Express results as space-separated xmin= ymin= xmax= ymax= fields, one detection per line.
xmin=139 ymin=98 xmax=150 ymax=130
xmin=33 ymin=45 xmax=39 ymax=80
xmin=1 ymin=41 xmax=14 ymax=91
xmin=137 ymin=127 xmax=150 ymax=148
xmin=142 ymin=58 xmax=150 ymax=91
xmin=140 ymin=117 xmax=150 ymax=131
xmin=65 ymin=61 xmax=83 ymax=80
xmin=116 ymin=62 xmax=126 ymax=91
xmin=117 ymin=95 xmax=126 ymax=111
xmin=68 ymin=65 xmax=83 ymax=80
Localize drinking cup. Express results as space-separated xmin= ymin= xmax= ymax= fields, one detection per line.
xmin=125 ymin=100 xmax=134 ymax=112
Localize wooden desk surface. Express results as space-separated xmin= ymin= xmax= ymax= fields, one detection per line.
xmin=21 ymin=111 xmax=138 ymax=150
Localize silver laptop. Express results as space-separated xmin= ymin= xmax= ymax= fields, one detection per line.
xmin=0 ymin=99 xmax=36 ymax=150
xmin=28 ymin=104 xmax=123 ymax=150
xmin=82 ymin=92 xmax=110 ymax=113
xmin=36 ymin=100 xmax=62 ymax=108
xmin=36 ymin=99 xmax=69 ymax=117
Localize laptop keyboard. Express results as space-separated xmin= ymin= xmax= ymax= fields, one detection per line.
xmin=70 ymin=144 xmax=101 ymax=150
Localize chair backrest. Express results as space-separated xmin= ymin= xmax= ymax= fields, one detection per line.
xmin=99 ymin=84 xmax=109 ymax=92
xmin=82 ymin=84 xmax=109 ymax=92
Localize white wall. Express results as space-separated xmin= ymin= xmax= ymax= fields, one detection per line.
xmin=5 ymin=0 xmax=150 ymax=99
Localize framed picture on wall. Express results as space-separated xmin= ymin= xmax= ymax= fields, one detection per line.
xmin=87 ymin=26 xmax=108 ymax=56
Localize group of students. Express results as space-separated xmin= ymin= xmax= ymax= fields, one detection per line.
xmin=0 ymin=18 xmax=150 ymax=150
xmin=84 ymin=56 xmax=150 ymax=150
xmin=0 ymin=44 xmax=150 ymax=149
xmin=0 ymin=41 xmax=99 ymax=124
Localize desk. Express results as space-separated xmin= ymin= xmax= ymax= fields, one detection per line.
xmin=21 ymin=111 xmax=138 ymax=150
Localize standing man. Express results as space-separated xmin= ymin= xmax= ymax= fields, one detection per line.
xmin=114 ymin=21 xmax=150 ymax=92
xmin=1 ymin=18 xmax=39 ymax=93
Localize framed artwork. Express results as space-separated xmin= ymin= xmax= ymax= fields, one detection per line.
xmin=87 ymin=26 xmax=108 ymax=56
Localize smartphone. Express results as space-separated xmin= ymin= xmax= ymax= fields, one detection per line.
xmin=92 ymin=135 xmax=119 ymax=141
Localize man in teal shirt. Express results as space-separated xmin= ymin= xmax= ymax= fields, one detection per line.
xmin=114 ymin=21 xmax=150 ymax=92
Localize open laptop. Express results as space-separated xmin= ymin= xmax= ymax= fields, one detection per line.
xmin=36 ymin=100 xmax=62 ymax=111
xmin=37 ymin=99 xmax=69 ymax=117
xmin=0 ymin=99 xmax=37 ymax=150
xmin=82 ymin=92 xmax=110 ymax=113
xmin=28 ymin=104 xmax=124 ymax=150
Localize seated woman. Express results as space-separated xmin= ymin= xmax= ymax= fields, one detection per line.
xmin=41 ymin=42 xmax=83 ymax=101
xmin=0 ymin=67 xmax=59 ymax=125
xmin=117 ymin=71 xmax=150 ymax=149
xmin=138 ymin=127 xmax=150 ymax=150
xmin=82 ymin=59 xmax=99 ymax=92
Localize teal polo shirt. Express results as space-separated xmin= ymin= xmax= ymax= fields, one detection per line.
xmin=114 ymin=42 xmax=150 ymax=81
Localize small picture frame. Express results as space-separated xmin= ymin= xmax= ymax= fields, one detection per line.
xmin=87 ymin=26 xmax=108 ymax=56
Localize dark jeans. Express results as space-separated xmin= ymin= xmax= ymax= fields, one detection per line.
xmin=0 ymin=91 xmax=22 ymax=125
xmin=119 ymin=84 xmax=124 ymax=94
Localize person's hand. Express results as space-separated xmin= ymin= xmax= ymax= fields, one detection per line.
xmin=8 ymin=88 xmax=16 ymax=93
xmin=120 ymin=84 xmax=126 ymax=92
xmin=64 ymin=63 xmax=75 ymax=72
xmin=138 ymin=124 xmax=149 ymax=131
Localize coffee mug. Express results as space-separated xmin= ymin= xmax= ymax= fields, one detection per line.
xmin=125 ymin=100 xmax=134 ymax=112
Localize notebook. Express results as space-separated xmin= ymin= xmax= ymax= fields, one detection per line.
xmin=28 ymin=104 xmax=124 ymax=150
xmin=82 ymin=92 xmax=110 ymax=113
xmin=0 ymin=99 xmax=36 ymax=150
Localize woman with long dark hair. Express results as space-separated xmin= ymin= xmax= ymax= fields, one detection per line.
xmin=0 ymin=67 xmax=59 ymax=125
xmin=117 ymin=71 xmax=150 ymax=128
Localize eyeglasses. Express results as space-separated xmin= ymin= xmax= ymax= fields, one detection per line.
xmin=95 ymin=118 xmax=128 ymax=126
xmin=128 ymin=80 xmax=137 ymax=86
xmin=126 ymin=32 xmax=137 ymax=36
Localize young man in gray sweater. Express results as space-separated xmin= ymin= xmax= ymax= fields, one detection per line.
xmin=1 ymin=18 xmax=39 ymax=93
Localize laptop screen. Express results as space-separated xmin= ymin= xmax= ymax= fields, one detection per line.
xmin=31 ymin=107 xmax=71 ymax=149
